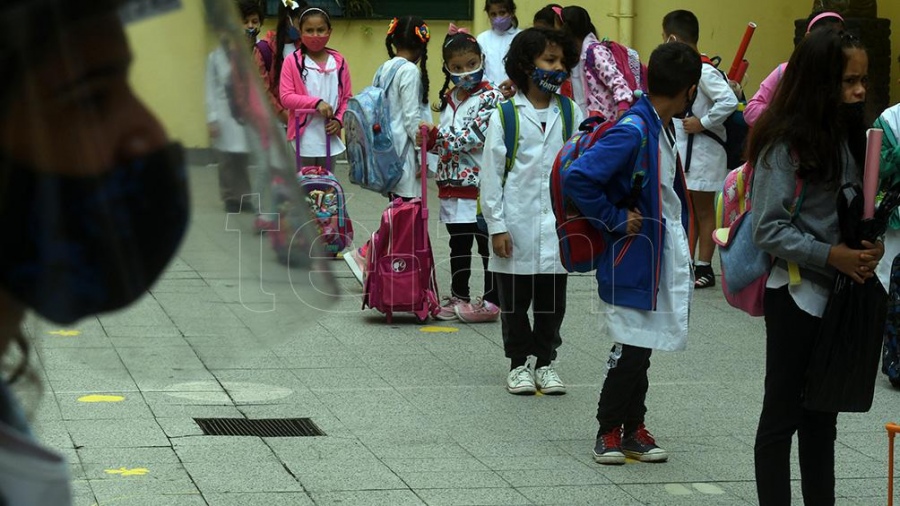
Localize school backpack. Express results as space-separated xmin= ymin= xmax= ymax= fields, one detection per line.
xmin=256 ymin=39 xmax=274 ymax=74
xmin=549 ymin=113 xmax=648 ymax=273
xmin=343 ymin=60 xmax=408 ymax=196
xmin=297 ymin=166 xmax=354 ymax=257
xmin=498 ymin=95 xmax=576 ymax=180
xmin=883 ymin=254 xmax=900 ymax=388
xmin=712 ymin=162 xmax=804 ymax=316
xmin=685 ymin=56 xmax=748 ymax=172
xmin=362 ymin=132 xmax=440 ymax=323
xmin=590 ymin=39 xmax=648 ymax=95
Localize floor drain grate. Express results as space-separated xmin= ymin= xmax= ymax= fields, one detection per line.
xmin=193 ymin=418 xmax=326 ymax=437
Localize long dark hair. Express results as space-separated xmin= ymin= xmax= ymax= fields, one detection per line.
xmin=747 ymin=29 xmax=867 ymax=185
xmin=434 ymin=32 xmax=482 ymax=112
xmin=271 ymin=1 xmax=307 ymax=94
xmin=294 ymin=7 xmax=331 ymax=82
xmin=385 ymin=16 xmax=431 ymax=104
xmin=560 ymin=6 xmax=596 ymax=41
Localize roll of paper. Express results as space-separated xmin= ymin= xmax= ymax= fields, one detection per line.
xmin=863 ymin=128 xmax=884 ymax=219
xmin=728 ymin=23 xmax=757 ymax=81
xmin=734 ymin=59 xmax=750 ymax=84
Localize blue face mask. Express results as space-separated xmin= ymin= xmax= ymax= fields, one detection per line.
xmin=531 ymin=67 xmax=568 ymax=94
xmin=449 ymin=66 xmax=485 ymax=91
xmin=0 ymin=143 xmax=190 ymax=324
xmin=287 ymin=24 xmax=300 ymax=42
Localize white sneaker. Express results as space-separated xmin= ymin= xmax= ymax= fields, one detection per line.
xmin=343 ymin=247 xmax=366 ymax=285
xmin=534 ymin=365 xmax=566 ymax=395
xmin=506 ymin=365 xmax=536 ymax=395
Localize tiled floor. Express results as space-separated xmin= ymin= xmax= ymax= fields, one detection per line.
xmin=25 ymin=163 xmax=898 ymax=505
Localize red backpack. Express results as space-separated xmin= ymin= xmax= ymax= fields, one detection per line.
xmin=550 ymin=114 xmax=647 ymax=273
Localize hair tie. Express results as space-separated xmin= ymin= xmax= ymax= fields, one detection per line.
xmin=416 ymin=24 xmax=431 ymax=43
xmin=282 ymin=0 xmax=300 ymax=10
xmin=807 ymin=11 xmax=844 ymax=33
xmin=448 ymin=23 xmax=470 ymax=36
xmin=300 ymin=7 xmax=330 ymax=21
xmin=387 ymin=17 xmax=399 ymax=36
xmin=551 ymin=6 xmax=563 ymax=22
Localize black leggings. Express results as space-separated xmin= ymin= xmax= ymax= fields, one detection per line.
xmin=445 ymin=222 xmax=496 ymax=304
xmin=755 ymin=286 xmax=837 ymax=506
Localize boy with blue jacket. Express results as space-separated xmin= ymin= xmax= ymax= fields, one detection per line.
xmin=563 ymin=42 xmax=701 ymax=465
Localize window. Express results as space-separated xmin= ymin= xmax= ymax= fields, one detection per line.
xmin=265 ymin=0 xmax=473 ymax=20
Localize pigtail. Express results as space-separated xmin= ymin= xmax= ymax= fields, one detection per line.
xmin=433 ymin=67 xmax=452 ymax=112
xmin=418 ymin=49 xmax=430 ymax=105
xmin=298 ymin=42 xmax=309 ymax=81
xmin=386 ymin=16 xmax=399 ymax=58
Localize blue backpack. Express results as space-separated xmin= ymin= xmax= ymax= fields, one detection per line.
xmin=344 ymin=60 xmax=409 ymax=196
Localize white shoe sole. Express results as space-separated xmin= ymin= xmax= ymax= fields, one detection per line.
xmin=343 ymin=251 xmax=364 ymax=285
xmin=537 ymin=384 xmax=566 ymax=395
xmin=506 ymin=384 xmax=536 ymax=395
xmin=592 ymin=450 xmax=626 ymax=465
xmin=623 ymin=449 xmax=668 ymax=462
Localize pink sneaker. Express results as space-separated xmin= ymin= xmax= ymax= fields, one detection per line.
xmin=455 ymin=298 xmax=500 ymax=323
xmin=343 ymin=246 xmax=367 ymax=285
xmin=436 ymin=296 xmax=464 ymax=321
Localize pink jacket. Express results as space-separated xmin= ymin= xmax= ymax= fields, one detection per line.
xmin=581 ymin=33 xmax=633 ymax=119
xmin=744 ymin=62 xmax=786 ymax=126
xmin=279 ymin=48 xmax=352 ymax=141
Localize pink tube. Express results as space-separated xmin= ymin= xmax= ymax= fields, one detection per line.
xmin=728 ymin=23 xmax=757 ymax=81
xmin=863 ymin=128 xmax=884 ymax=219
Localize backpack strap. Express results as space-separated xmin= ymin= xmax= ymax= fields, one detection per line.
xmin=786 ymin=177 xmax=807 ymax=285
xmin=618 ymin=114 xmax=649 ymax=198
xmin=557 ymin=95 xmax=575 ymax=142
xmin=375 ymin=59 xmax=406 ymax=90
xmin=498 ymin=99 xmax=519 ymax=186
xmin=256 ymin=40 xmax=274 ymax=72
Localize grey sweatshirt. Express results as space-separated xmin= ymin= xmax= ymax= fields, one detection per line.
xmin=751 ymin=142 xmax=860 ymax=290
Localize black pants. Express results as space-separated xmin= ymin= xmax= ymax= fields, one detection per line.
xmin=217 ymin=151 xmax=251 ymax=204
xmin=755 ymin=287 xmax=837 ymax=506
xmin=445 ymin=222 xmax=496 ymax=304
xmin=596 ymin=343 xmax=652 ymax=435
xmin=496 ymin=273 xmax=566 ymax=364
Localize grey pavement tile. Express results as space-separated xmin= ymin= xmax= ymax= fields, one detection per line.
xmin=37 ymin=347 xmax=126 ymax=371
xmin=619 ymin=481 xmax=754 ymax=505
xmin=156 ymin=417 xmax=208 ymax=438
xmin=173 ymin=436 xmax=279 ymax=462
xmin=70 ymin=479 xmax=96 ymax=505
xmin=359 ymin=438 xmax=471 ymax=460
xmin=496 ymin=467 xmax=612 ymax=488
xmin=89 ymin=479 xmax=202 ymax=505
xmin=129 ymin=368 xmax=218 ymax=392
xmin=414 ymin=487 xmax=532 ymax=506
xmin=45 ymin=369 xmax=139 ymax=394
xmin=518 ymin=485 xmax=644 ymax=505
xmin=82 ymin=462 xmax=190 ymax=482
xmin=398 ymin=469 xmax=510 ymax=489
xmin=31 ymin=421 xmax=75 ymax=452
xmin=478 ymin=455 xmax=597 ymax=472
xmin=110 ymin=335 xmax=191 ymax=348
xmin=192 ymin=347 xmax=284 ymax=369
xmin=457 ymin=439 xmax=572 ymax=458
xmin=118 ymin=346 xmax=208 ymax=370
xmin=382 ymin=458 xmax=491 ymax=474
xmin=36 ymin=334 xmax=112 ymax=349
xmin=102 ymin=325 xmax=184 ymax=338
xmin=77 ymin=446 xmax=181 ymax=465
xmin=182 ymin=459 xmax=305 ymax=493
xmin=144 ymin=401 xmax=244 ymax=419
xmin=285 ymin=457 xmax=407 ymax=492
xmin=310 ymin=490 xmax=426 ymax=506
xmin=55 ymin=392 xmax=155 ymax=421
xmin=204 ymin=492 xmax=315 ymax=505
xmin=66 ymin=418 xmax=170 ymax=448
xmin=291 ymin=367 xmax=393 ymax=390
xmin=267 ymin=435 xmax=376 ymax=462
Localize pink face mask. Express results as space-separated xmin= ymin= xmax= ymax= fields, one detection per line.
xmin=301 ymin=34 xmax=329 ymax=53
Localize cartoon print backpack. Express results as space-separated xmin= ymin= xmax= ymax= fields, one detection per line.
xmin=592 ymin=39 xmax=648 ymax=95
xmin=549 ymin=114 xmax=648 ymax=273
xmin=297 ymin=166 xmax=353 ymax=257
xmin=712 ymin=162 xmax=803 ymax=316
xmin=344 ymin=60 xmax=408 ymax=196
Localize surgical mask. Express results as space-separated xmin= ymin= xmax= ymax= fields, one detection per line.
xmin=531 ymin=67 xmax=568 ymax=94
xmin=245 ymin=26 xmax=260 ymax=40
xmin=0 ymin=143 xmax=190 ymax=324
xmin=301 ymin=34 xmax=329 ymax=53
xmin=491 ymin=15 xmax=513 ymax=32
xmin=449 ymin=66 xmax=485 ymax=91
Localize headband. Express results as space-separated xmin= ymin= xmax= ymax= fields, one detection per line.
xmin=806 ymin=11 xmax=844 ymax=33
xmin=300 ymin=7 xmax=330 ymax=21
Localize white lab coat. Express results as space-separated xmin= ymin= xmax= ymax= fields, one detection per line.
xmin=480 ymin=92 xmax=584 ymax=275
xmin=205 ymin=45 xmax=249 ymax=153
xmin=477 ymin=27 xmax=521 ymax=87
xmin=674 ymin=62 xmax=739 ymax=191
xmin=597 ymin=130 xmax=693 ymax=351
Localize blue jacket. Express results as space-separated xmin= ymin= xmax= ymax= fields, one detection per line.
xmin=562 ymin=96 xmax=692 ymax=310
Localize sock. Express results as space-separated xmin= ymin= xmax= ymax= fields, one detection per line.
xmin=510 ymin=357 xmax=527 ymax=370
xmin=535 ymin=357 xmax=551 ymax=369
xmin=694 ymin=260 xmax=711 ymax=267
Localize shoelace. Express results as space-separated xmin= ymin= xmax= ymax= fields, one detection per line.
xmin=539 ymin=367 xmax=560 ymax=384
xmin=632 ymin=425 xmax=656 ymax=445
xmin=602 ymin=429 xmax=622 ymax=449
xmin=513 ymin=367 xmax=532 ymax=384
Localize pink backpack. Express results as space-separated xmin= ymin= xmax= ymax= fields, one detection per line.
xmin=361 ymin=128 xmax=440 ymax=323
xmin=713 ymin=162 xmax=803 ymax=316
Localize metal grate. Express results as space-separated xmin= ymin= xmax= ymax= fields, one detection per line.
xmin=194 ymin=418 xmax=326 ymax=437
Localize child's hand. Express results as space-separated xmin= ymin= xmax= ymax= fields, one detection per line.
xmin=316 ymin=101 xmax=334 ymax=119
xmin=492 ymin=233 xmax=513 ymax=258
xmin=682 ymin=116 xmax=704 ymax=134
xmin=415 ymin=123 xmax=431 ymax=147
xmin=325 ymin=119 xmax=341 ymax=136
xmin=498 ymin=79 xmax=516 ymax=99
xmin=207 ymin=122 xmax=220 ymax=139
xmin=828 ymin=242 xmax=883 ymax=284
xmin=625 ymin=209 xmax=643 ymax=235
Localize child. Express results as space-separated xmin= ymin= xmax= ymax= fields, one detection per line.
xmin=279 ymin=7 xmax=351 ymax=168
xmin=256 ymin=0 xmax=308 ymax=128
xmin=428 ymin=27 xmax=505 ymax=322
xmin=206 ymin=3 xmax=255 ymax=213
xmin=477 ymin=0 xmax=521 ymax=96
xmin=664 ymin=10 xmax=739 ymax=289
xmin=875 ymin=56 xmax=900 ymax=288
xmin=748 ymin=30 xmax=881 ymax=504
xmin=344 ymin=16 xmax=432 ymax=283
xmin=563 ymin=42 xmax=701 ymax=465
xmin=561 ymin=6 xmax=634 ymax=120
xmin=481 ymin=28 xmax=584 ymax=395
xmin=532 ymin=4 xmax=563 ymax=30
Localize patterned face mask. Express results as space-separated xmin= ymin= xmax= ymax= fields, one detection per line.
xmin=531 ymin=67 xmax=568 ymax=94
xmin=449 ymin=65 xmax=485 ymax=91
xmin=0 ymin=143 xmax=190 ymax=324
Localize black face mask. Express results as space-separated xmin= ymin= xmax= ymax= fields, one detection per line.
xmin=674 ymin=88 xmax=698 ymax=120
xmin=0 ymin=143 xmax=190 ymax=324
xmin=839 ymin=101 xmax=868 ymax=167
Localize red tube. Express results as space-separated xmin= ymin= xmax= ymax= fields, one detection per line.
xmin=728 ymin=22 xmax=757 ymax=80
xmin=734 ymin=59 xmax=750 ymax=83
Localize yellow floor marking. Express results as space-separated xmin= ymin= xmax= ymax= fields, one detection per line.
xmin=48 ymin=330 xmax=81 ymax=337
xmin=105 ymin=467 xmax=149 ymax=477
xmin=78 ymin=395 xmax=125 ymax=403
xmin=419 ymin=326 xmax=459 ymax=333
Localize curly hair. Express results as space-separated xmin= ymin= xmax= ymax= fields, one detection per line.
xmin=504 ymin=28 xmax=578 ymax=95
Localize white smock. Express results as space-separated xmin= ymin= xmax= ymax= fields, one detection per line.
xmin=298 ymin=54 xmax=346 ymax=158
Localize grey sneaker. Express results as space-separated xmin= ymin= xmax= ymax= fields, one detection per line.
xmin=621 ymin=424 xmax=668 ymax=463
xmin=534 ymin=365 xmax=566 ymax=395
xmin=506 ymin=365 xmax=536 ymax=395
